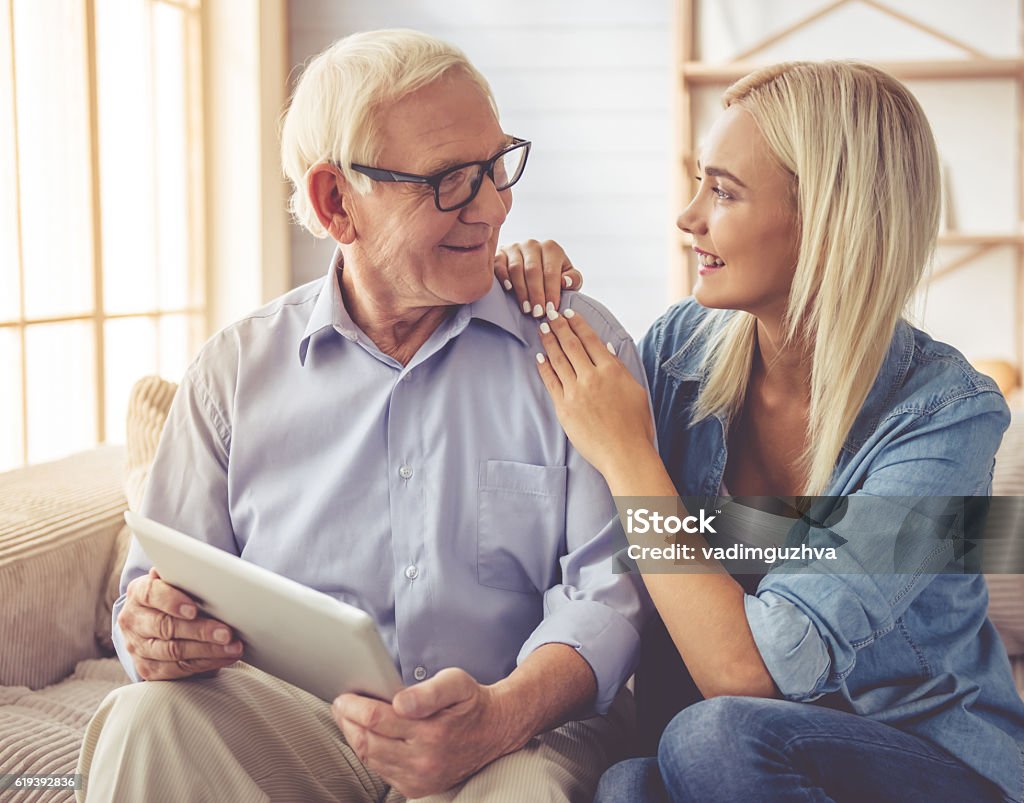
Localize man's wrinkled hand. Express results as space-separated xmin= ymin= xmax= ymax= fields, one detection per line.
xmin=332 ymin=667 xmax=515 ymax=798
xmin=118 ymin=567 xmax=244 ymax=681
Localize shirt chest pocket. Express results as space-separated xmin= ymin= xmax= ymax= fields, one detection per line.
xmin=477 ymin=460 xmax=568 ymax=594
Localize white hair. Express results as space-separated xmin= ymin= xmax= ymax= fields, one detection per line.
xmin=280 ymin=29 xmax=498 ymax=237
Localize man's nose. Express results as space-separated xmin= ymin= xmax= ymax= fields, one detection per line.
xmin=460 ymin=175 xmax=509 ymax=227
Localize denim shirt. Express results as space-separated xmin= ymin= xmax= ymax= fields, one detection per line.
xmin=638 ymin=297 xmax=1024 ymax=801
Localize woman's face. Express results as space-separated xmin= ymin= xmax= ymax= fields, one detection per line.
xmin=678 ymin=105 xmax=800 ymax=320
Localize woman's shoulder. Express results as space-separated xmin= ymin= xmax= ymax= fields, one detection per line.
xmin=641 ymin=297 xmax=730 ymax=369
xmin=895 ymin=322 xmax=1008 ymax=420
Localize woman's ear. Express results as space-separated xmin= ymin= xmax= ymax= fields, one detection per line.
xmin=308 ymin=164 xmax=357 ymax=244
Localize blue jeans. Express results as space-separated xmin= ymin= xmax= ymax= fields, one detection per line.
xmin=596 ymin=696 xmax=1008 ymax=802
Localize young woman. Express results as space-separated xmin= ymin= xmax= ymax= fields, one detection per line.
xmin=495 ymin=62 xmax=1024 ymax=802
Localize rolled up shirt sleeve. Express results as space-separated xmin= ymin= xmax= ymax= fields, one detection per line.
xmin=112 ymin=356 xmax=237 ymax=683
xmin=742 ymin=395 xmax=1008 ymax=702
xmin=744 ymin=590 xmax=831 ymax=701
xmin=516 ymin=330 xmax=654 ymax=715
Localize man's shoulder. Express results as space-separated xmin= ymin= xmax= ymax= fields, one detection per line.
xmin=561 ymin=291 xmax=632 ymax=343
xmin=193 ymin=278 xmax=323 ymax=366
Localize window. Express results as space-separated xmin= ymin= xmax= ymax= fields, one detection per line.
xmin=1 ymin=0 xmax=205 ymax=471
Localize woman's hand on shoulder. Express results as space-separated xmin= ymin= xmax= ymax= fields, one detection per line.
xmin=535 ymin=308 xmax=655 ymax=478
xmin=495 ymin=239 xmax=583 ymax=316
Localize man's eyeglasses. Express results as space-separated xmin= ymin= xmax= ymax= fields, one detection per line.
xmin=351 ymin=137 xmax=531 ymax=212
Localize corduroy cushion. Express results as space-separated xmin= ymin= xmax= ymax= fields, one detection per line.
xmin=0 ymin=658 xmax=128 ymax=801
xmin=0 ymin=447 xmax=127 ymax=690
xmin=0 ymin=376 xmax=177 ymax=799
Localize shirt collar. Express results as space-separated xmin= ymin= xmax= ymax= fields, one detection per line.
xmin=841 ymin=319 xmax=915 ymax=453
xmin=298 ymin=249 xmax=527 ymax=366
xmin=661 ymin=309 xmax=916 ymax=453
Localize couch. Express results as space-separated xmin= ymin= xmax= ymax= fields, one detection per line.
xmin=1 ymin=377 xmax=1022 ymax=801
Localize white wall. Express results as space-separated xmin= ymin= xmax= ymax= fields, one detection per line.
xmin=285 ymin=1 xmax=1020 ymax=359
xmin=286 ymin=0 xmax=673 ymax=339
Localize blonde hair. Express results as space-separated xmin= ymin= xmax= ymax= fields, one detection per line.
xmin=690 ymin=61 xmax=941 ymax=494
xmin=280 ymin=29 xmax=497 ymax=237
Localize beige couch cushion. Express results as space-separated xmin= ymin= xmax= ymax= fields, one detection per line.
xmin=0 ymin=658 xmax=128 ymax=801
xmin=0 ymin=448 xmax=126 ymax=690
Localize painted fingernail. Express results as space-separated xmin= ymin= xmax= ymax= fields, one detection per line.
xmin=522 ymin=300 xmax=531 ymax=314
xmin=532 ymin=304 xmax=543 ymax=317
xmin=546 ymin=302 xmax=558 ymax=321
xmin=213 ymin=628 xmax=230 ymax=643
xmin=180 ymin=604 xmax=196 ymax=619
xmin=563 ymin=275 xmax=573 ymax=288
xmin=607 ymin=342 xmax=616 ymax=354
xmin=503 ymin=279 xmax=513 ymax=291
xmin=540 ymin=322 xmax=551 ymax=334
xmin=564 ymin=308 xmax=576 ymax=319
xmin=536 ymin=353 xmax=546 ymax=364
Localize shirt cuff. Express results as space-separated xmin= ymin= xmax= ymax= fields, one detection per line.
xmin=516 ymin=599 xmax=641 ymax=715
xmin=744 ymin=590 xmax=831 ymax=701
xmin=111 ymin=595 xmax=143 ymax=683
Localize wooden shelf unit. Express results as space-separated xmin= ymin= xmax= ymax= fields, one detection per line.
xmin=672 ymin=0 xmax=1024 ymax=378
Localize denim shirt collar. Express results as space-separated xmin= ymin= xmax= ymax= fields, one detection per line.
xmin=657 ymin=311 xmax=917 ymax=460
xmin=841 ymin=320 xmax=915 ymax=454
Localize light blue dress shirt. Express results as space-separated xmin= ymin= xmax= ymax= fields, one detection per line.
xmin=112 ymin=254 xmax=651 ymax=714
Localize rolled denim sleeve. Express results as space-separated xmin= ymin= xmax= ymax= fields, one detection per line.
xmin=516 ymin=323 xmax=654 ymax=714
xmin=743 ymin=393 xmax=1009 ymax=702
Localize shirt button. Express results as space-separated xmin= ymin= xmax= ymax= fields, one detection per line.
xmin=398 ymin=465 xmax=413 ymax=479
xmin=404 ymin=565 xmax=419 ymax=580
xmin=413 ymin=666 xmax=428 ymax=681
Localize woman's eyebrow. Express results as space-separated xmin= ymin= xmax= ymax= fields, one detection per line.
xmin=697 ymin=159 xmax=747 ymax=188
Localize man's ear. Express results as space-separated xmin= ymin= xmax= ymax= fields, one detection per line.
xmin=308 ymin=164 xmax=357 ymax=244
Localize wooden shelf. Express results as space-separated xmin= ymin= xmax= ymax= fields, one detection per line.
xmin=938 ymin=232 xmax=1024 ymax=246
xmin=681 ymin=58 xmax=1024 ymax=86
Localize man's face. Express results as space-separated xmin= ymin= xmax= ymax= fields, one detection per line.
xmin=346 ymin=72 xmax=512 ymax=308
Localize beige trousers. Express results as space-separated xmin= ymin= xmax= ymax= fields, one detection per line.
xmin=76 ymin=663 xmax=631 ymax=803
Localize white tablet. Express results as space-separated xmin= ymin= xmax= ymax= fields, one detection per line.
xmin=124 ymin=511 xmax=404 ymax=703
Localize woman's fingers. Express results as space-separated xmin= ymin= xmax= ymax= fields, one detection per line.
xmin=562 ymin=268 xmax=583 ymax=292
xmin=545 ymin=311 xmax=600 ymax=376
xmin=521 ymin=240 xmax=548 ymax=318
xmin=497 ymin=240 xmax=579 ymax=314
xmin=500 ymin=244 xmax=531 ymax=313
xmin=538 ymin=240 xmax=571 ymax=308
xmin=493 ymin=250 xmax=511 ymax=291
xmin=563 ymin=309 xmax=619 ymax=365
xmin=538 ymin=321 xmax=577 ymax=387
xmin=534 ymin=352 xmax=563 ymax=400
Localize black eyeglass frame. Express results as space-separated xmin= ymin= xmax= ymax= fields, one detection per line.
xmin=350 ymin=137 xmax=531 ymax=212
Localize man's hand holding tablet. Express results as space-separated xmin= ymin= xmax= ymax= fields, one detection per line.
xmin=123 ymin=511 xmax=404 ymax=702
xmin=117 ymin=566 xmax=244 ymax=681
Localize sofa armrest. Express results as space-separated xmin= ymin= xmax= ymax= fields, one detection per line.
xmin=0 ymin=446 xmax=127 ymax=689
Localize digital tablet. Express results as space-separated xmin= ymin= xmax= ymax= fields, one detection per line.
xmin=124 ymin=511 xmax=404 ymax=703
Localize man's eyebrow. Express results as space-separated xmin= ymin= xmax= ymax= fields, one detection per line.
xmin=696 ymin=159 xmax=747 ymax=189
xmin=422 ymin=136 xmax=516 ymax=174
